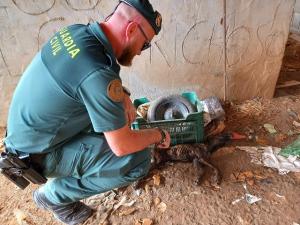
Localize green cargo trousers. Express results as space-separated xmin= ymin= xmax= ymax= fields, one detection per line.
xmin=40 ymin=133 xmax=151 ymax=205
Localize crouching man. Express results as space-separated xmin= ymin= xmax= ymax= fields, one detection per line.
xmin=3 ymin=1 xmax=170 ymax=224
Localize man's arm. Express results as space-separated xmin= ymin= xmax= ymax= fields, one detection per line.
xmin=123 ymin=92 xmax=136 ymax=125
xmin=104 ymin=125 xmax=170 ymax=156
xmin=77 ymin=72 xmax=170 ymax=154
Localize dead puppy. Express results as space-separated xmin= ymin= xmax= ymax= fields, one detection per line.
xmin=151 ymin=133 xmax=232 ymax=187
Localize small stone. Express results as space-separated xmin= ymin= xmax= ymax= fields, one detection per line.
xmin=154 ymin=197 xmax=161 ymax=206
xmin=136 ymin=218 xmax=153 ymax=225
xmin=152 ymin=174 xmax=161 ymax=186
xmin=145 ymin=184 xmax=151 ymax=194
xmin=14 ymin=209 xmax=28 ymax=225
xmin=142 ymin=218 xmax=153 ymax=225
xmin=118 ymin=207 xmax=136 ymax=216
xmin=157 ymin=202 xmax=167 ymax=213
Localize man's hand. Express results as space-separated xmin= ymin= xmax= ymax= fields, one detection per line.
xmin=123 ymin=94 xmax=136 ymax=125
xmin=156 ymin=129 xmax=171 ymax=149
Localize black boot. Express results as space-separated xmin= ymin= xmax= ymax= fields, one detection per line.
xmin=33 ymin=189 xmax=93 ymax=225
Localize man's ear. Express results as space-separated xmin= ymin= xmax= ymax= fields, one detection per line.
xmin=125 ymin=21 xmax=138 ymax=40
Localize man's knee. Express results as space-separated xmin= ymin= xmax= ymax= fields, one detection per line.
xmin=123 ymin=148 xmax=151 ymax=182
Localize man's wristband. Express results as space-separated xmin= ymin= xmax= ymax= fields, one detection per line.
xmin=156 ymin=127 xmax=166 ymax=145
xmin=122 ymin=86 xmax=131 ymax=96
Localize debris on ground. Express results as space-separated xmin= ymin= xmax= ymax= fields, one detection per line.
xmin=83 ymin=191 xmax=138 ymax=224
xmin=135 ymin=218 xmax=154 ymax=225
xmin=231 ymin=170 xmax=267 ymax=186
xmin=118 ymin=207 xmax=136 ymax=216
xmin=287 ymin=129 xmax=300 ymax=136
xmin=231 ymin=197 xmax=245 ymax=205
xmin=242 ymin=183 xmax=262 ymax=205
xmin=113 ymin=196 xmax=136 ymax=213
xmin=153 ymin=197 xmax=161 ymax=206
xmin=274 ymin=193 xmax=285 ymax=199
xmin=245 ymin=193 xmax=262 ymax=204
xmin=157 ymin=202 xmax=167 ymax=213
xmin=280 ymin=136 xmax=300 ymax=157
xmin=263 ymin=124 xmax=277 ymax=134
xmin=152 ymin=174 xmax=161 ymax=186
xmin=231 ymin=183 xmax=262 ymax=205
xmin=292 ymin=121 xmax=300 ymax=128
xmin=237 ymin=146 xmax=300 ymax=174
xmin=14 ymin=209 xmax=28 ymax=225
xmin=235 ymin=98 xmax=264 ymax=117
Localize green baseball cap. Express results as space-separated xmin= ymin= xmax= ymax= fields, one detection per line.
xmin=120 ymin=0 xmax=162 ymax=34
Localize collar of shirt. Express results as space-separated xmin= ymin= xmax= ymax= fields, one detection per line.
xmin=88 ymin=22 xmax=120 ymax=74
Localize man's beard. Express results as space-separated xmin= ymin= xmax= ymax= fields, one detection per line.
xmin=118 ymin=46 xmax=135 ymax=67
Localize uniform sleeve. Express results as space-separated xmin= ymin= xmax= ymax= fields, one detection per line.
xmin=77 ymin=69 xmax=126 ymax=132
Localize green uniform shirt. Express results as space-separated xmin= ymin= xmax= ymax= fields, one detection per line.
xmin=5 ymin=22 xmax=126 ymax=154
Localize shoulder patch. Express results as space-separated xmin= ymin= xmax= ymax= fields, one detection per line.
xmin=107 ymin=79 xmax=124 ymax=102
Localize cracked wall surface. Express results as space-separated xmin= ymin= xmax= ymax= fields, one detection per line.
xmin=292 ymin=0 xmax=300 ymax=32
xmin=0 ymin=0 xmax=295 ymax=126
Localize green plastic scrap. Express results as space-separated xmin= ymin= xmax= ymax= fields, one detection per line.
xmin=280 ymin=136 xmax=300 ymax=157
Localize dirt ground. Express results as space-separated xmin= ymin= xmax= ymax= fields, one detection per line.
xmin=1 ymin=36 xmax=300 ymax=225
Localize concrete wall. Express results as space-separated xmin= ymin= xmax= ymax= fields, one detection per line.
xmin=0 ymin=0 xmax=295 ymax=126
xmin=291 ymin=0 xmax=300 ymax=32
